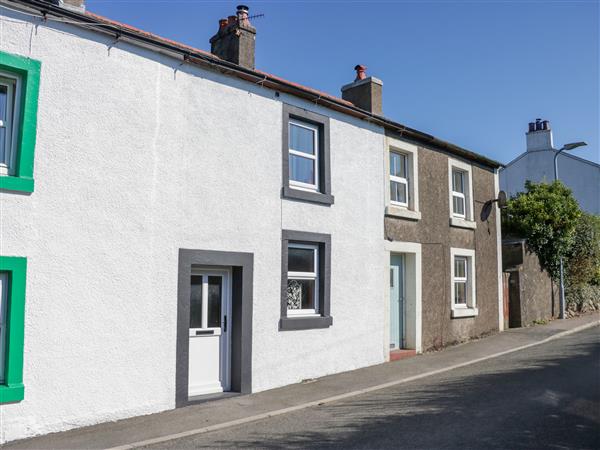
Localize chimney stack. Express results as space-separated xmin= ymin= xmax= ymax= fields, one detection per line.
xmin=210 ymin=5 xmax=256 ymax=70
xmin=341 ymin=65 xmax=383 ymax=115
xmin=342 ymin=64 xmax=383 ymax=115
xmin=526 ymin=118 xmax=554 ymax=152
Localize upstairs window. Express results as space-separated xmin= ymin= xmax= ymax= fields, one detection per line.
xmin=452 ymin=169 xmax=466 ymax=219
xmin=448 ymin=158 xmax=475 ymax=228
xmin=288 ymin=120 xmax=319 ymax=192
xmin=0 ymin=51 xmax=41 ymax=194
xmin=281 ymin=104 xmax=334 ymax=206
xmin=384 ymin=137 xmax=420 ymax=221
xmin=390 ymin=151 xmax=409 ymax=207
xmin=0 ymin=74 xmax=19 ymax=177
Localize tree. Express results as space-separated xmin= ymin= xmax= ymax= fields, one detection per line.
xmin=503 ymin=180 xmax=581 ymax=280
xmin=566 ymin=212 xmax=600 ymax=286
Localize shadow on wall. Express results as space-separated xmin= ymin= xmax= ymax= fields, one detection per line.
xmin=203 ymin=336 xmax=600 ymax=449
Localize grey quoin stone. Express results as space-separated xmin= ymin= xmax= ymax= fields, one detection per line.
xmin=209 ymin=5 xmax=256 ymax=70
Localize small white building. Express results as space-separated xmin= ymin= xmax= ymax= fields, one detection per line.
xmin=500 ymin=119 xmax=600 ymax=214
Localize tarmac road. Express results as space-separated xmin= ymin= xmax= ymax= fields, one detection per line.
xmin=144 ymin=327 xmax=600 ymax=449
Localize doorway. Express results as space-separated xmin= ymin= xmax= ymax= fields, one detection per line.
xmin=390 ymin=254 xmax=406 ymax=350
xmin=188 ymin=268 xmax=232 ymax=398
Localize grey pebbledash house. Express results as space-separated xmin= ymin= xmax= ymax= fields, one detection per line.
xmin=0 ymin=0 xmax=503 ymax=443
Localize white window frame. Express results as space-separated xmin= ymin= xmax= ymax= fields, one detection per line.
xmin=451 ymin=169 xmax=467 ymax=219
xmin=448 ymin=158 xmax=476 ymax=229
xmin=450 ymin=248 xmax=478 ymax=318
xmin=288 ymin=120 xmax=319 ymax=193
xmin=287 ymin=243 xmax=319 ymax=317
xmin=0 ymin=71 xmax=21 ymax=177
xmin=389 ymin=151 xmax=409 ymax=208
xmin=384 ymin=137 xmax=421 ymax=221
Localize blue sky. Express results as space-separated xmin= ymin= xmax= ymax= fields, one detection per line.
xmin=86 ymin=0 xmax=599 ymax=164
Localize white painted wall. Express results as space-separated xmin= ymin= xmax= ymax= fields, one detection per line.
xmin=500 ymin=150 xmax=600 ymax=214
xmin=0 ymin=10 xmax=385 ymax=443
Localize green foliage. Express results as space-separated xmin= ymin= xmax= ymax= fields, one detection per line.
xmin=566 ymin=213 xmax=600 ymax=286
xmin=503 ymin=180 xmax=581 ymax=280
xmin=565 ymin=283 xmax=600 ymax=314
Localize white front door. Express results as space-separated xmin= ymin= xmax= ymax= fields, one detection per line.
xmin=188 ymin=269 xmax=231 ymax=398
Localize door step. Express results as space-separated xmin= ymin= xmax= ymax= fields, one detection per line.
xmin=389 ymin=349 xmax=416 ymax=361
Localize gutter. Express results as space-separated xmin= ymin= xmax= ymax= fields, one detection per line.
xmin=3 ymin=0 xmax=503 ymax=169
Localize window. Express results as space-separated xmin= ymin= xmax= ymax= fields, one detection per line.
xmin=448 ymin=158 xmax=475 ymax=229
xmin=281 ymin=230 xmax=332 ymax=330
xmin=0 ymin=51 xmax=41 ymax=193
xmin=289 ymin=120 xmax=319 ymax=191
xmin=450 ymin=248 xmax=478 ymax=318
xmin=282 ymin=104 xmax=334 ymax=205
xmin=390 ymin=151 xmax=409 ymax=207
xmin=0 ymin=256 xmax=27 ymax=403
xmin=0 ymin=74 xmax=19 ymax=176
xmin=385 ymin=137 xmax=420 ymax=221
xmin=452 ymin=169 xmax=466 ymax=219
xmin=453 ymin=256 xmax=468 ymax=306
xmin=287 ymin=244 xmax=319 ymax=316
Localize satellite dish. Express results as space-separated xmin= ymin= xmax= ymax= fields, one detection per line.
xmin=497 ymin=190 xmax=508 ymax=209
xmin=481 ymin=200 xmax=493 ymax=222
xmin=480 ymin=191 xmax=509 ymax=222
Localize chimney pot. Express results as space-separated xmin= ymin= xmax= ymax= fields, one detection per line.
xmin=227 ymin=15 xmax=237 ymax=25
xmin=219 ymin=18 xmax=228 ymax=29
xmin=528 ymin=122 xmax=536 ymax=133
xmin=354 ymin=64 xmax=367 ymax=81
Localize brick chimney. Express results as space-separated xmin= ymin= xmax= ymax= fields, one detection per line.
xmin=341 ymin=65 xmax=383 ymax=115
xmin=526 ymin=118 xmax=554 ymax=151
xmin=210 ymin=5 xmax=256 ymax=70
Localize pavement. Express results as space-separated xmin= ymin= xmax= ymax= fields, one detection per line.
xmin=4 ymin=313 xmax=599 ymax=450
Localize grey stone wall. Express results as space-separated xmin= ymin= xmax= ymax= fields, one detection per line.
xmin=385 ymin=139 xmax=501 ymax=351
xmin=503 ymin=241 xmax=557 ymax=327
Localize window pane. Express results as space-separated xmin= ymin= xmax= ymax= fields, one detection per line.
xmin=390 ymin=152 xmax=407 ymax=178
xmin=452 ymin=170 xmax=464 ymax=193
xmin=455 ymin=257 xmax=467 ymax=278
xmin=289 ymin=123 xmax=315 ymax=155
xmin=290 ymin=154 xmax=315 ymax=185
xmin=189 ymin=275 xmax=203 ymax=328
xmin=207 ymin=276 xmax=222 ymax=328
xmin=287 ymin=278 xmax=316 ymax=310
xmin=288 ymin=246 xmax=315 ymax=273
xmin=453 ymin=195 xmax=465 ymax=216
xmin=0 ymin=127 xmax=6 ymax=166
xmin=391 ymin=180 xmax=407 ymax=204
xmin=0 ymin=85 xmax=7 ymax=122
xmin=455 ymin=282 xmax=467 ymax=304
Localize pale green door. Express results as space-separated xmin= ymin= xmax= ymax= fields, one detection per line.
xmin=390 ymin=254 xmax=405 ymax=350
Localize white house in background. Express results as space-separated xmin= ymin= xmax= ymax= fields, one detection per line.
xmin=0 ymin=0 xmax=503 ymax=444
xmin=500 ymin=119 xmax=600 ymax=214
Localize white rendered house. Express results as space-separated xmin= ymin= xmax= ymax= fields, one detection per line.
xmin=0 ymin=0 xmax=503 ymax=443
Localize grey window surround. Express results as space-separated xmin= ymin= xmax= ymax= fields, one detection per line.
xmin=176 ymin=249 xmax=254 ymax=407
xmin=280 ymin=230 xmax=332 ymax=331
xmin=282 ymin=104 xmax=334 ymax=206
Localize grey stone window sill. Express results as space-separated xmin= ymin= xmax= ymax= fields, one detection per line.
xmin=279 ymin=315 xmax=333 ymax=330
xmin=282 ymin=186 xmax=334 ymax=206
xmin=451 ymin=307 xmax=479 ymax=318
xmin=385 ymin=205 xmax=421 ymax=221
xmin=450 ymin=217 xmax=477 ymax=230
